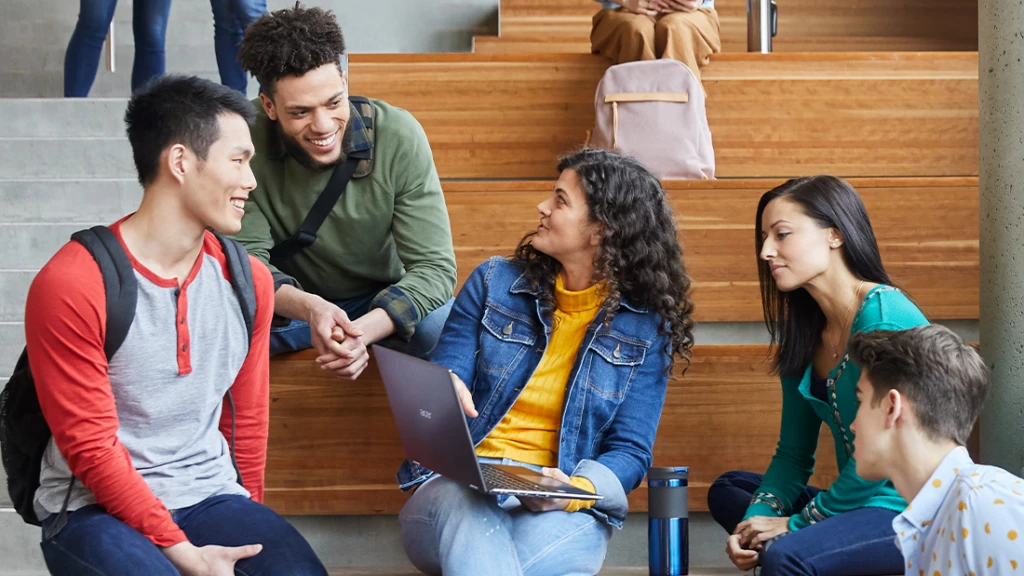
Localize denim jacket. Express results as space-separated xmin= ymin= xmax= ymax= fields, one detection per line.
xmin=396 ymin=257 xmax=671 ymax=528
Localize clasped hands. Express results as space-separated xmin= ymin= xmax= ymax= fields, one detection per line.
xmin=725 ymin=516 xmax=790 ymax=571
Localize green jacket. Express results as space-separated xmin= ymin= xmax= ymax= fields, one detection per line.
xmin=234 ymin=97 xmax=457 ymax=338
xmin=744 ymin=285 xmax=929 ymax=530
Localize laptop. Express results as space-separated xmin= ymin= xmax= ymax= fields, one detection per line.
xmin=373 ymin=345 xmax=601 ymax=501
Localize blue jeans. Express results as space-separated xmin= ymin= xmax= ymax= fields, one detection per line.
xmin=210 ymin=0 xmax=266 ymax=93
xmin=706 ymin=471 xmax=904 ymax=576
xmin=399 ymin=458 xmax=612 ymax=576
xmin=64 ymin=0 xmax=171 ymax=97
xmin=270 ymin=294 xmax=454 ymax=360
xmin=40 ymin=494 xmax=326 ymax=575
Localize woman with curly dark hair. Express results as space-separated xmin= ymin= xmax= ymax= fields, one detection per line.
xmin=396 ymin=149 xmax=696 ymax=575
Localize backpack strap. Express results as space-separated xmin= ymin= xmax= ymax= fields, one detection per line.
xmin=41 ymin=227 xmax=138 ymax=537
xmin=266 ymin=156 xmax=360 ymax=267
xmin=211 ymin=231 xmax=258 ymax=488
xmin=70 ymin=226 xmax=138 ymax=361
xmin=213 ymin=231 xmax=256 ymax=344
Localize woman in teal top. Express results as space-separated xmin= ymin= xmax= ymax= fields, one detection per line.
xmin=707 ymin=176 xmax=928 ymax=575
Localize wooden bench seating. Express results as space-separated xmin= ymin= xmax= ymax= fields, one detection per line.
xmin=348 ymin=52 xmax=978 ymax=180
xmin=264 ymin=346 xmax=839 ymax=515
xmin=478 ymin=0 xmax=977 ymax=55
xmin=445 ymin=177 xmax=979 ymax=322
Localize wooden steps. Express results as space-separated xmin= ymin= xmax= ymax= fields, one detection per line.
xmin=479 ymin=0 xmax=977 ymax=54
xmin=348 ymin=52 xmax=978 ymax=180
xmin=445 ymin=177 xmax=978 ymax=322
xmin=264 ymin=346 xmax=838 ymax=516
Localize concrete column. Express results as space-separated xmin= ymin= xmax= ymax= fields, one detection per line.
xmin=979 ymin=0 xmax=1024 ymax=474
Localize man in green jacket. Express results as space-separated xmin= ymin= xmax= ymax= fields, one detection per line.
xmin=234 ymin=4 xmax=456 ymax=379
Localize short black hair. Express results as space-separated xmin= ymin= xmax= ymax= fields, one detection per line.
xmin=238 ymin=2 xmax=346 ymax=95
xmin=124 ymin=75 xmax=255 ymax=186
xmin=849 ymin=325 xmax=989 ymax=446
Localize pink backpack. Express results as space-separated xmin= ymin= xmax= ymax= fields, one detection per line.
xmin=587 ymin=60 xmax=715 ymax=180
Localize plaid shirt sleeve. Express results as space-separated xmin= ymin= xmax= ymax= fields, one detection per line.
xmin=371 ymin=285 xmax=422 ymax=340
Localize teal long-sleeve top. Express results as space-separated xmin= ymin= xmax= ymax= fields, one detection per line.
xmin=743 ymin=285 xmax=929 ymax=531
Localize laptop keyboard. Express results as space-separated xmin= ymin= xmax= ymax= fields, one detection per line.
xmin=480 ymin=464 xmax=551 ymax=492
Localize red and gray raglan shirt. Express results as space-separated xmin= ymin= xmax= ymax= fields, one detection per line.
xmin=24 ymin=219 xmax=274 ymax=547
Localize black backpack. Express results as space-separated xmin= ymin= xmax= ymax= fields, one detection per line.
xmin=0 ymin=226 xmax=256 ymax=529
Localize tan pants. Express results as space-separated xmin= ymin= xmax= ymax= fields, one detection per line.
xmin=590 ymin=8 xmax=721 ymax=80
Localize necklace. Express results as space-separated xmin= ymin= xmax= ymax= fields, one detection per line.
xmin=826 ymin=280 xmax=865 ymax=359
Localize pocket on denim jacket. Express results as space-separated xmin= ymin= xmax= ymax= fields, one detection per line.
xmin=479 ymin=303 xmax=537 ymax=373
xmin=586 ymin=333 xmax=647 ymax=401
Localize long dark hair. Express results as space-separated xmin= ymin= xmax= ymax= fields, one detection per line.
xmin=513 ymin=149 xmax=696 ymax=372
xmin=755 ymin=176 xmax=893 ymax=377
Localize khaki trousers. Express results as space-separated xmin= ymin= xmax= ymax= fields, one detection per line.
xmin=590 ymin=7 xmax=721 ymax=80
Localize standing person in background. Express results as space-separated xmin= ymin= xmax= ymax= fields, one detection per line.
xmin=210 ymin=0 xmax=266 ymax=93
xmin=590 ymin=0 xmax=721 ymax=80
xmin=64 ymin=0 xmax=172 ymax=97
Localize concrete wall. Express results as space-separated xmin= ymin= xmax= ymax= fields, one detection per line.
xmin=0 ymin=0 xmax=499 ymax=97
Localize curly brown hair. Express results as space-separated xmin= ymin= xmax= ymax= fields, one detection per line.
xmin=238 ymin=2 xmax=346 ymax=94
xmin=514 ymin=149 xmax=696 ymax=373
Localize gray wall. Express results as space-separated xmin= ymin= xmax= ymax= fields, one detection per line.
xmin=979 ymin=0 xmax=1024 ymax=475
xmin=0 ymin=0 xmax=499 ymax=97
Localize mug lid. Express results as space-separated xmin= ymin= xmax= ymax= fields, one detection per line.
xmin=647 ymin=466 xmax=688 ymax=480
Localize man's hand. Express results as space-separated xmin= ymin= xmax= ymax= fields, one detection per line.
xmin=654 ymin=0 xmax=700 ymax=12
xmin=725 ymin=533 xmax=759 ymax=572
xmin=305 ymin=299 xmax=366 ymax=379
xmin=621 ymin=0 xmax=659 ymax=16
xmin=735 ymin=515 xmax=790 ymax=550
xmin=315 ymin=327 xmax=369 ymax=380
xmin=519 ymin=467 xmax=573 ymax=512
xmin=306 ymin=299 xmax=363 ymax=357
xmin=450 ymin=373 xmax=477 ymax=417
xmin=163 ymin=541 xmax=263 ymax=576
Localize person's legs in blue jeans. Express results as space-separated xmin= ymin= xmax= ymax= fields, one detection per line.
xmin=210 ymin=0 xmax=266 ymax=92
xmin=39 ymin=505 xmax=179 ymax=575
xmin=130 ymin=0 xmax=172 ymax=91
xmin=706 ymin=470 xmax=821 ymax=534
xmin=759 ymin=507 xmax=904 ymax=576
xmin=400 ymin=458 xmax=611 ymax=576
xmin=176 ymin=493 xmax=327 ymax=575
xmin=64 ymin=0 xmax=119 ymax=97
xmin=706 ymin=471 xmax=903 ymax=575
xmin=399 ymin=475 xmax=522 ymax=576
xmin=510 ymin=506 xmax=611 ymax=576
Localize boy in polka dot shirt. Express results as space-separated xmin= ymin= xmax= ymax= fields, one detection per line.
xmin=847 ymin=325 xmax=1023 ymax=575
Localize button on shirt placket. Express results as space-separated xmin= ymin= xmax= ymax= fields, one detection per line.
xmin=174 ymin=286 xmax=192 ymax=375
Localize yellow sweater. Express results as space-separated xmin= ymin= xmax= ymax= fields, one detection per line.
xmin=476 ymin=275 xmax=602 ymax=511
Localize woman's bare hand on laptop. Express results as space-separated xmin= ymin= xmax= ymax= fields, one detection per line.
xmin=519 ymin=467 xmax=573 ymax=512
xmin=450 ymin=373 xmax=478 ymax=417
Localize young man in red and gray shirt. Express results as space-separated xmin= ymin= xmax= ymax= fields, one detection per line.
xmin=25 ymin=75 xmax=327 ymax=576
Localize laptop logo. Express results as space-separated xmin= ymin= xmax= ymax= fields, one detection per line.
xmin=419 ymin=409 xmax=432 ymax=419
